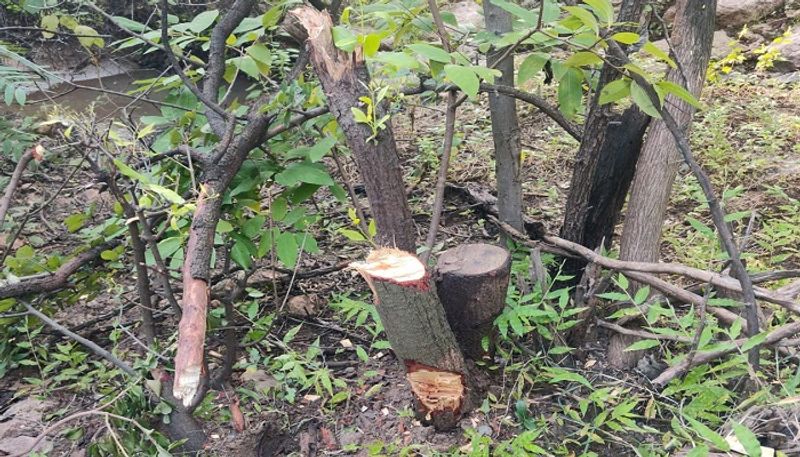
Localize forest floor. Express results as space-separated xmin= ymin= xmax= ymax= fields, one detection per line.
xmin=1 ymin=63 xmax=800 ymax=456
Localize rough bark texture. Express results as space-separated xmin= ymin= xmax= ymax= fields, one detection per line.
xmin=560 ymin=0 xmax=649 ymax=277
xmin=483 ymin=1 xmax=523 ymax=232
xmin=353 ymin=249 xmax=469 ymax=430
xmin=620 ymin=0 xmax=717 ymax=263
xmin=435 ymin=243 xmax=511 ymax=359
xmin=284 ymin=6 xmax=415 ymax=251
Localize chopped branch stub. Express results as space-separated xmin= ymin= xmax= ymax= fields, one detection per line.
xmin=405 ymin=360 xmax=465 ymax=421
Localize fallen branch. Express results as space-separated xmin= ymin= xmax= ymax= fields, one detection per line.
xmin=0 ymin=242 xmax=117 ymax=299
xmin=22 ymin=301 xmax=137 ymax=377
xmin=651 ymin=320 xmax=800 ymax=388
xmin=596 ymin=319 xmax=692 ymax=344
xmin=0 ymin=147 xmax=40 ymax=226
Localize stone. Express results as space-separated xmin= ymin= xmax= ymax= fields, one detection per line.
xmin=0 ymin=435 xmax=53 ymax=454
xmin=786 ymin=0 xmax=800 ymax=19
xmin=774 ymin=27 xmax=800 ymax=71
xmin=286 ymin=294 xmax=321 ymax=317
xmin=717 ymin=0 xmax=784 ymax=29
xmin=338 ymin=427 xmax=363 ymax=447
xmin=651 ymin=30 xmax=734 ymax=62
xmin=446 ymin=1 xmax=483 ymax=30
xmin=664 ymin=0 xmax=784 ymax=29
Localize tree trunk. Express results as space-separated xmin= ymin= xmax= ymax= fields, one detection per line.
xmin=560 ymin=0 xmax=649 ymax=278
xmin=435 ymin=243 xmax=511 ymax=360
xmin=620 ymin=0 xmax=717 ymax=264
xmin=284 ymin=6 xmax=416 ymax=251
xmin=352 ymin=249 xmax=469 ymax=430
xmin=483 ymin=0 xmax=523 ymax=233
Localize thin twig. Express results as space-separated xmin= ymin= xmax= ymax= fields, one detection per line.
xmin=0 ymin=148 xmax=37 ymax=226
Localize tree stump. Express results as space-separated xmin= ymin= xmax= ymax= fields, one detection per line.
xmin=435 ymin=244 xmax=511 ymax=360
xmin=352 ymin=249 xmax=470 ymax=430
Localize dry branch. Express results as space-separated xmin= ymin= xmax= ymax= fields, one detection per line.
xmin=0 ymin=147 xmax=39 ymax=226
xmin=0 ymin=242 xmax=117 ymax=300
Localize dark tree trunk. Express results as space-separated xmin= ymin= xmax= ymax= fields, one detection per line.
xmin=353 ymin=249 xmax=470 ymax=430
xmin=435 ymin=243 xmax=511 ymax=360
xmin=284 ymin=6 xmax=416 ymax=251
xmin=483 ymin=0 xmax=524 ymax=233
xmin=560 ymin=0 xmax=649 ymax=278
xmin=620 ymin=0 xmax=717 ymax=264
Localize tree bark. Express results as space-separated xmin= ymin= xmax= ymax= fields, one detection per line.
xmin=352 ymin=249 xmax=469 ymax=430
xmin=284 ymin=6 xmax=416 ymax=251
xmin=483 ymin=1 xmax=523 ymax=233
xmin=435 ymin=243 xmax=511 ymax=360
xmin=620 ymin=0 xmax=717 ymax=264
xmin=560 ymin=0 xmax=649 ymax=277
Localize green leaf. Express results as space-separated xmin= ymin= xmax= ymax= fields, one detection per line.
xmin=732 ymin=423 xmax=762 ymax=457
xmin=64 ymin=213 xmax=87 ymax=232
xmin=563 ymin=6 xmax=599 ymax=34
xmin=685 ymin=446 xmax=709 ymax=457
xmin=247 ymin=43 xmax=272 ymax=66
xmin=287 ymin=137 xmax=336 ymax=162
xmin=611 ymin=32 xmax=640 ymax=45
xmin=558 ymin=68 xmax=583 ymax=119
xmin=655 ymin=80 xmax=702 ymax=109
xmin=262 ymin=5 xmax=283 ymax=28
xmin=113 ymin=159 xmax=148 ymax=184
xmin=489 ymin=0 xmax=539 ymax=25
xmin=444 ymin=64 xmax=479 ymax=99
xmin=216 ymin=220 xmax=234 ymax=233
xmin=407 ymin=43 xmax=452 ymax=63
xmin=683 ymin=415 xmax=730 ymax=451
xmin=231 ymin=240 xmax=252 ymax=269
xmin=338 ymin=229 xmax=366 ymax=241
xmin=642 ymin=41 xmax=677 ymax=68
xmin=630 ymin=81 xmax=661 ymax=118
xmin=332 ymin=26 xmax=358 ymax=52
xmin=275 ymin=231 xmax=299 ymax=268
xmin=598 ymin=78 xmax=631 ymax=105
xmin=361 ymin=34 xmax=381 ymax=57
xmin=740 ymin=331 xmax=767 ymax=352
xmin=74 ymin=25 xmax=104 ymax=49
xmin=583 ymin=0 xmax=613 ymax=25
xmin=242 ymin=215 xmax=266 ymax=238
xmin=41 ymin=14 xmax=59 ymax=38
xmin=111 ymin=16 xmax=149 ymax=33
xmin=188 ymin=10 xmax=219 ymax=33
xmin=544 ymin=367 xmax=593 ymax=389
xmin=235 ymin=56 xmax=261 ymax=79
xmin=518 ymin=53 xmax=549 ymax=84
xmin=633 ymin=286 xmax=650 ymax=305
xmin=563 ymin=51 xmax=603 ymax=68
xmin=350 ymin=107 xmax=369 ymax=124
xmin=145 ymin=183 xmax=185 ymax=205
xmin=624 ymin=339 xmax=659 ymax=352
xmin=373 ymin=51 xmax=419 ymax=70
xmin=275 ymin=163 xmax=334 ymax=187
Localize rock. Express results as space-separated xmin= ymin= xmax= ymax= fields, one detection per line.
xmin=338 ymin=427 xmax=363 ymax=447
xmin=787 ymin=0 xmax=800 ymax=19
xmin=286 ymin=294 xmax=321 ymax=317
xmin=0 ymin=435 xmax=53 ymax=454
xmin=651 ymin=30 xmax=734 ymax=61
xmin=664 ymin=0 xmax=784 ymax=29
xmin=775 ymin=71 xmax=800 ymax=84
xmin=711 ymin=30 xmax=735 ymax=60
xmin=446 ymin=1 xmax=482 ymax=30
xmin=717 ymin=0 xmax=784 ymax=29
xmin=774 ymin=27 xmax=800 ymax=71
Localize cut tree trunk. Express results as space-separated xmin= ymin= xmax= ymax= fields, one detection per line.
xmin=483 ymin=0 xmax=523 ymax=233
xmin=620 ymin=0 xmax=717 ymax=264
xmin=284 ymin=6 xmax=416 ymax=251
xmin=352 ymin=249 xmax=470 ymax=430
xmin=560 ymin=0 xmax=649 ymax=278
xmin=435 ymin=243 xmax=511 ymax=359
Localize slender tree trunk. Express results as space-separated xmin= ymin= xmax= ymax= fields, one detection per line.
xmin=435 ymin=243 xmax=511 ymax=359
xmin=483 ymin=0 xmax=523 ymax=233
xmin=620 ymin=0 xmax=717 ymax=263
xmin=284 ymin=6 xmax=416 ymax=251
xmin=560 ymin=0 xmax=649 ymax=277
xmin=352 ymin=249 xmax=470 ymax=430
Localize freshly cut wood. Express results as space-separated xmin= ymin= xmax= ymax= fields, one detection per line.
xmin=435 ymin=243 xmax=511 ymax=359
xmin=352 ymin=249 xmax=470 ymax=430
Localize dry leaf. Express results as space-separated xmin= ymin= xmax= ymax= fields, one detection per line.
xmin=230 ymin=399 xmax=246 ymax=433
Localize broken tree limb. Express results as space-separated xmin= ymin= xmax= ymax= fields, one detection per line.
xmin=284 ymin=6 xmax=416 ymax=251
xmin=435 ymin=243 xmax=511 ymax=359
xmin=0 ymin=147 xmax=40 ymax=226
xmin=352 ymin=249 xmax=470 ymax=430
xmin=0 ymin=241 xmax=118 ymax=300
